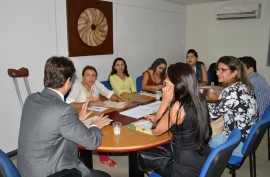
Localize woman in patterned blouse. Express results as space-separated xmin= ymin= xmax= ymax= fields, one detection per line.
xmin=207 ymin=56 xmax=258 ymax=157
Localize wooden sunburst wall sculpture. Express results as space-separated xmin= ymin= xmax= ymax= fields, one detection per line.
xmin=66 ymin=0 xmax=113 ymax=57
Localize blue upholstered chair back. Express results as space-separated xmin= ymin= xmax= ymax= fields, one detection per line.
xmin=0 ymin=149 xmax=21 ymax=177
xmin=136 ymin=76 xmax=143 ymax=92
xmin=100 ymin=81 xmax=113 ymax=91
xmin=207 ymin=71 xmax=213 ymax=85
xmin=227 ymin=104 xmax=270 ymax=177
xmin=242 ymin=107 xmax=270 ymax=157
xmin=199 ymin=128 xmax=242 ymax=177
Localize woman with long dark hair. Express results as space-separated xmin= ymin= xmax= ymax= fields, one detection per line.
xmin=109 ymin=57 xmax=136 ymax=97
xmin=142 ymin=58 xmax=167 ymax=92
xmin=139 ymin=62 xmax=212 ymax=177
xmin=186 ymin=49 xmax=208 ymax=86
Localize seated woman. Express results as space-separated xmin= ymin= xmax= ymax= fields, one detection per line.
xmin=109 ymin=57 xmax=136 ymax=97
xmin=140 ymin=62 xmax=212 ymax=177
xmin=207 ymin=56 xmax=258 ymax=157
xmin=142 ymin=58 xmax=167 ymax=92
xmin=66 ymin=65 xmax=124 ymax=108
xmin=66 ymin=65 xmax=126 ymax=168
xmin=186 ymin=49 xmax=208 ymax=86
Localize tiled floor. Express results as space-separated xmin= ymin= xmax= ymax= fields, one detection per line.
xmin=11 ymin=133 xmax=270 ymax=177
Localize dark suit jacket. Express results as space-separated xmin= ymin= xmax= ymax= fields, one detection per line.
xmin=17 ymin=88 xmax=102 ymax=177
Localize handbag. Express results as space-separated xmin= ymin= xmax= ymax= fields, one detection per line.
xmin=137 ymin=142 xmax=174 ymax=172
xmin=47 ymin=168 xmax=82 ymax=177
xmin=211 ymin=116 xmax=224 ymax=136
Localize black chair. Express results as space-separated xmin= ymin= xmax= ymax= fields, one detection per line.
xmin=226 ymin=105 xmax=270 ymax=177
xmin=199 ymin=128 xmax=242 ymax=177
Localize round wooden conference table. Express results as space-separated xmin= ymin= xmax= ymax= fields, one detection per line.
xmin=78 ymin=93 xmax=172 ymax=177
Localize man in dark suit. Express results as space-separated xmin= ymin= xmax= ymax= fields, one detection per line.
xmin=17 ymin=56 xmax=111 ymax=177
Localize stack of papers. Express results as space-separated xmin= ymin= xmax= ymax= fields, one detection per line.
xmin=127 ymin=119 xmax=153 ymax=135
xmin=200 ymin=86 xmax=214 ymax=93
xmin=139 ymin=92 xmax=156 ymax=97
xmin=104 ymin=100 xmax=126 ymax=109
xmin=82 ymin=116 xmax=113 ymax=128
xmin=82 ymin=116 xmax=99 ymax=128
xmin=120 ymin=101 xmax=161 ymax=119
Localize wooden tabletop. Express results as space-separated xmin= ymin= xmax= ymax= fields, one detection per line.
xmin=78 ymin=92 xmax=172 ymax=152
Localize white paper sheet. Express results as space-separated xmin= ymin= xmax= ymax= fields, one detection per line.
xmin=200 ymin=86 xmax=214 ymax=93
xmin=139 ymin=92 xmax=156 ymax=97
xmin=135 ymin=120 xmax=153 ymax=130
xmin=120 ymin=101 xmax=161 ymax=119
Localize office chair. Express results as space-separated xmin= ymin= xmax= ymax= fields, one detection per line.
xmin=7 ymin=67 xmax=31 ymax=109
xmin=136 ymin=76 xmax=143 ymax=92
xmin=0 ymin=149 xmax=21 ymax=177
xmin=199 ymin=128 xmax=242 ymax=177
xmin=260 ymin=104 xmax=270 ymax=160
xmin=148 ymin=172 xmax=162 ymax=177
xmin=226 ymin=108 xmax=270 ymax=177
xmin=207 ymin=71 xmax=213 ymax=85
xmin=100 ymin=81 xmax=112 ymax=91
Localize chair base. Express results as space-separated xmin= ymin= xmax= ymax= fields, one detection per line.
xmin=227 ymin=153 xmax=256 ymax=177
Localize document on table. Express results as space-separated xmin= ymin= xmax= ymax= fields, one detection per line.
xmin=82 ymin=116 xmax=113 ymax=128
xmin=87 ymin=106 xmax=108 ymax=112
xmin=135 ymin=120 xmax=153 ymax=131
xmin=82 ymin=116 xmax=99 ymax=128
xmin=120 ymin=101 xmax=161 ymax=119
xmin=200 ymin=86 xmax=214 ymax=93
xmin=104 ymin=100 xmax=126 ymax=109
xmin=139 ymin=92 xmax=156 ymax=98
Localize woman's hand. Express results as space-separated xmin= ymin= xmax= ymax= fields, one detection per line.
xmin=87 ymin=96 xmax=99 ymax=102
xmin=156 ymin=84 xmax=163 ymax=91
xmin=145 ymin=114 xmax=155 ymax=123
xmin=117 ymin=97 xmax=128 ymax=104
xmin=162 ymin=84 xmax=174 ymax=104
xmin=206 ymin=91 xmax=221 ymax=102
xmin=89 ymin=100 xmax=105 ymax=107
xmin=91 ymin=114 xmax=112 ymax=129
xmin=79 ymin=100 xmax=93 ymax=121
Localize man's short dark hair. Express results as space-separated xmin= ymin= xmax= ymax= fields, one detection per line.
xmin=238 ymin=56 xmax=257 ymax=72
xmin=44 ymin=56 xmax=75 ymax=89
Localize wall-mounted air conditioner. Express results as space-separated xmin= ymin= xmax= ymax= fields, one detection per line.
xmin=216 ymin=3 xmax=261 ymax=20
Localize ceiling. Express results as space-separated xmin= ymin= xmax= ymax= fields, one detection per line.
xmin=165 ymin=0 xmax=229 ymax=5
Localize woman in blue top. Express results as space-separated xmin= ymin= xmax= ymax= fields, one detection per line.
xmin=186 ymin=49 xmax=208 ymax=86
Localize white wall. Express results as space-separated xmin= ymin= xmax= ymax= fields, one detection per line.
xmin=186 ymin=0 xmax=270 ymax=84
xmin=0 ymin=0 xmax=185 ymax=152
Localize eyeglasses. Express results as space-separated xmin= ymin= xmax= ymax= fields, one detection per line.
xmin=216 ymin=68 xmax=230 ymax=73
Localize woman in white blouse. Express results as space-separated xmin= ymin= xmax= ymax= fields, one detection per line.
xmin=66 ymin=65 xmax=124 ymax=108
xmin=66 ymin=65 xmax=126 ymax=167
